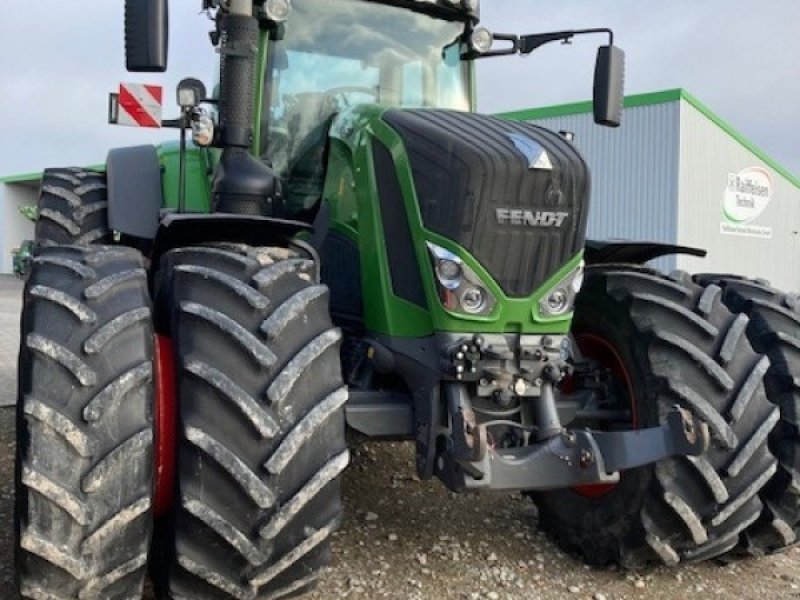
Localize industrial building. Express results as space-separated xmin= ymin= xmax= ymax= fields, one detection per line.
xmin=501 ymin=89 xmax=800 ymax=291
xmin=2 ymin=88 xmax=798 ymax=290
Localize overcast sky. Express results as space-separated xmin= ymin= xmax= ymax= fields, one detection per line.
xmin=1 ymin=1 xmax=798 ymax=177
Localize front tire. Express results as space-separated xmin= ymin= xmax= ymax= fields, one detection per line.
xmin=15 ymin=246 xmax=154 ymax=599
xmin=533 ymin=266 xmax=778 ymax=567
xmin=694 ymin=275 xmax=800 ymax=554
xmin=156 ymin=245 xmax=348 ymax=600
xmin=35 ymin=168 xmax=110 ymax=247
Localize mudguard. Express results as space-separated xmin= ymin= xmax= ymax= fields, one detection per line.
xmin=149 ymin=213 xmax=314 ymax=285
xmin=584 ymin=240 xmax=706 ymax=265
xmin=106 ymin=145 xmax=163 ymax=240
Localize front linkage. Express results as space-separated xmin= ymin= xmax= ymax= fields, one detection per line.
xmin=418 ymin=334 xmax=708 ymax=493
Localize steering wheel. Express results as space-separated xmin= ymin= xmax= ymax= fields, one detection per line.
xmin=323 ymin=86 xmax=379 ymax=108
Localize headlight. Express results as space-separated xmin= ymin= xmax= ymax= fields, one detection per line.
xmin=427 ymin=243 xmax=496 ymax=317
xmin=545 ymin=289 xmax=570 ymax=315
xmin=264 ymin=0 xmax=292 ymax=22
xmin=436 ymin=258 xmax=463 ymax=289
xmin=461 ymin=286 xmax=488 ymax=314
xmin=539 ymin=261 xmax=585 ymax=318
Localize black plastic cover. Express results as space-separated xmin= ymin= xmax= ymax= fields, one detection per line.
xmin=321 ymin=231 xmax=364 ymax=326
xmin=373 ymin=140 xmax=428 ymax=308
xmin=594 ymin=45 xmax=625 ymax=127
xmin=125 ymin=0 xmax=169 ymax=73
xmin=383 ymin=110 xmax=590 ymax=298
xmin=107 ymin=145 xmax=163 ymax=239
xmin=213 ymin=148 xmax=284 ymax=216
xmin=584 ymin=240 xmax=707 ymax=265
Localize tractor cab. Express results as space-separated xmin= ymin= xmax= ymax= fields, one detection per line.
xmin=260 ymin=0 xmax=474 ymax=215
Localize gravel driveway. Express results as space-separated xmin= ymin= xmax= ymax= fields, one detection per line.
xmin=1 ymin=275 xmax=799 ymax=599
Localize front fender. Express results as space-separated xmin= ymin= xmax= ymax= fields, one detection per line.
xmin=584 ymin=240 xmax=707 ymax=266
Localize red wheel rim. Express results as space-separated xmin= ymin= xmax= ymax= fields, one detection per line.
xmin=153 ymin=334 xmax=177 ymax=516
xmin=570 ymin=333 xmax=638 ymax=499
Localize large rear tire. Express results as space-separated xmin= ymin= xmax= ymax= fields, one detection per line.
xmin=15 ymin=246 xmax=154 ymax=599
xmin=35 ymin=168 xmax=110 ymax=247
xmin=694 ymin=275 xmax=800 ymax=554
xmin=533 ymin=265 xmax=777 ymax=567
xmin=155 ymin=245 xmax=348 ymax=600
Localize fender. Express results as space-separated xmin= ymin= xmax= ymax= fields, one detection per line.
xmin=149 ymin=212 xmax=315 ymax=281
xmin=584 ymin=240 xmax=707 ymax=265
xmin=106 ymin=145 xmax=163 ymax=240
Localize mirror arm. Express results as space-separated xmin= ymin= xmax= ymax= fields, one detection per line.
xmin=469 ymin=33 xmax=520 ymax=59
xmin=519 ymin=28 xmax=613 ymax=55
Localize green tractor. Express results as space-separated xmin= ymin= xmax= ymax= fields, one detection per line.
xmin=15 ymin=0 xmax=800 ymax=598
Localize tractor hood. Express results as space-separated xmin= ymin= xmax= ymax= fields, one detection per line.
xmin=382 ymin=109 xmax=590 ymax=297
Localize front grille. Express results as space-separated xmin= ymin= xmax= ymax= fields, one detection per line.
xmin=383 ymin=110 xmax=590 ymax=298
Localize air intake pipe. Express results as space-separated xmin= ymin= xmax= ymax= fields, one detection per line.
xmin=217 ymin=0 xmax=258 ymax=148
xmin=213 ymin=0 xmax=284 ymax=216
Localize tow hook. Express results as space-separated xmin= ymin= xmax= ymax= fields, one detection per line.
xmin=453 ymin=404 xmax=488 ymax=463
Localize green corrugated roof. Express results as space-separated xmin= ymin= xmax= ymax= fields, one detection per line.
xmin=0 ymin=164 xmax=105 ymax=185
xmin=0 ymin=171 xmax=43 ymax=185
xmin=498 ymin=88 xmax=800 ymax=190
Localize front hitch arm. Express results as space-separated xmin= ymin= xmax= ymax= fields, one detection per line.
xmin=591 ymin=406 xmax=709 ymax=473
xmin=442 ymin=406 xmax=709 ymax=492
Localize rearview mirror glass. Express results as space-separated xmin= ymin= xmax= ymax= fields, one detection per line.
xmin=125 ymin=0 xmax=169 ymax=72
xmin=593 ymin=45 xmax=625 ymax=127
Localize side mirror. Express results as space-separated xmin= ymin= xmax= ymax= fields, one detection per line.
xmin=593 ymin=45 xmax=625 ymax=127
xmin=125 ymin=0 xmax=169 ymax=72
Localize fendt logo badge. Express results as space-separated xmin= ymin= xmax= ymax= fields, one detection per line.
xmin=508 ymin=133 xmax=554 ymax=171
xmin=496 ymin=209 xmax=570 ymax=228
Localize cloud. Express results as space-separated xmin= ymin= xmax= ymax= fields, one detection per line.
xmin=477 ymin=0 xmax=800 ymax=175
xmin=0 ymin=1 xmax=797 ymax=177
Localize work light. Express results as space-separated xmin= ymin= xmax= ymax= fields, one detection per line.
xmin=464 ymin=0 xmax=480 ymax=13
xmin=264 ymin=0 xmax=292 ymax=22
xmin=177 ymin=78 xmax=207 ymax=108
xmin=469 ymin=27 xmax=494 ymax=54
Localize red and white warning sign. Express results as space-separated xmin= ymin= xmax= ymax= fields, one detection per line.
xmin=117 ymin=83 xmax=163 ymax=128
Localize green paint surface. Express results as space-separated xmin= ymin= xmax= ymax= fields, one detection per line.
xmin=324 ymin=105 xmax=579 ymax=338
xmin=157 ymin=142 xmax=213 ymax=213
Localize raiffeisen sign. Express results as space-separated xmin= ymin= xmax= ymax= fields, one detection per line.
xmin=720 ymin=167 xmax=774 ymax=238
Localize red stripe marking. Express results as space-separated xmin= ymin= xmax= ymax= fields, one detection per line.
xmin=118 ymin=85 xmax=160 ymax=128
xmin=144 ymin=84 xmax=163 ymax=104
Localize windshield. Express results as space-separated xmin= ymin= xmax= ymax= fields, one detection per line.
xmin=262 ymin=0 xmax=471 ymax=209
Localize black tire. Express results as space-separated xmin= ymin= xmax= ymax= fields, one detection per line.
xmin=15 ymin=246 xmax=155 ymax=599
xmin=533 ymin=265 xmax=778 ymax=567
xmin=694 ymin=275 xmax=800 ymax=554
xmin=155 ymin=245 xmax=348 ymax=600
xmin=36 ymin=168 xmax=110 ymax=247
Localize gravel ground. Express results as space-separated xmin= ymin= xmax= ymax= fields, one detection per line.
xmin=1 ymin=275 xmax=800 ymax=599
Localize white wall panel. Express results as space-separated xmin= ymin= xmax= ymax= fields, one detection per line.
xmin=675 ymin=101 xmax=800 ymax=291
